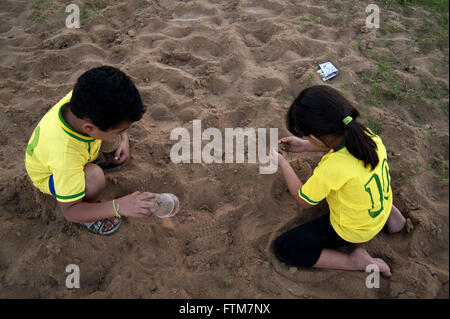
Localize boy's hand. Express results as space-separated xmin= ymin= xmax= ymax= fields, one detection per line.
xmin=278 ymin=136 xmax=309 ymax=153
xmin=270 ymin=147 xmax=288 ymax=167
xmin=111 ymin=132 xmax=130 ymax=164
xmin=117 ymin=191 xmax=156 ymax=218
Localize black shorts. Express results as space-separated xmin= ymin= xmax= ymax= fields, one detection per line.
xmin=273 ymin=213 xmax=354 ymax=268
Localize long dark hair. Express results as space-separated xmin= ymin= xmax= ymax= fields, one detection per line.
xmin=287 ymin=85 xmax=379 ymax=170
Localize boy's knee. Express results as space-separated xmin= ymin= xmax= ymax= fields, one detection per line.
xmin=84 ymin=163 xmax=105 ymax=199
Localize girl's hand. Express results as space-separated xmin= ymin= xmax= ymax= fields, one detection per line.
xmin=116 ymin=191 xmax=155 ymax=218
xmin=278 ymin=136 xmax=309 ymax=153
xmin=270 ymin=147 xmax=288 ymax=167
xmin=111 ymin=132 xmax=130 ymax=164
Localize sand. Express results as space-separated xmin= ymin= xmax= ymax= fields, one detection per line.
xmin=0 ymin=0 xmax=448 ymax=298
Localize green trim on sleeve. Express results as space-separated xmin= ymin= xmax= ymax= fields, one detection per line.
xmin=298 ymin=188 xmax=320 ymax=205
xmin=54 ymin=190 xmax=86 ymax=201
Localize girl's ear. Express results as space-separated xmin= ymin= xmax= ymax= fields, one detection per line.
xmin=309 ymin=134 xmax=329 ymax=148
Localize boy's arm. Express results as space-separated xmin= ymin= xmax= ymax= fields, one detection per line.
xmin=58 ymin=191 xmax=155 ymax=223
xmin=279 ymin=161 xmax=313 ymax=209
xmin=59 ymin=200 xmax=121 ymax=223
xmin=110 ymin=131 xmax=130 ymax=164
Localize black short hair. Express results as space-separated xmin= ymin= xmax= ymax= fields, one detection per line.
xmin=70 ymin=66 xmax=145 ymax=131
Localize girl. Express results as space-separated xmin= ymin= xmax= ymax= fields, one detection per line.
xmin=271 ymin=85 xmax=406 ymax=277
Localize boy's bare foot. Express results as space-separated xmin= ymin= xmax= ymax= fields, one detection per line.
xmin=350 ymin=247 xmax=392 ymax=277
xmin=386 ymin=205 xmax=406 ymax=234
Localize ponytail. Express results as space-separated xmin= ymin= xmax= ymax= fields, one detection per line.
xmin=287 ymin=85 xmax=380 ymax=171
xmin=344 ymin=114 xmax=379 ymax=170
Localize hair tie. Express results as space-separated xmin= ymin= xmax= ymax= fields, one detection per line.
xmin=343 ymin=116 xmax=353 ymax=126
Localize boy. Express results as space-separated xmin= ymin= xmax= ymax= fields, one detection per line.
xmin=25 ymin=66 xmax=155 ymax=235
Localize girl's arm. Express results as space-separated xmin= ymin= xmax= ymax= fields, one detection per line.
xmin=278 ymin=158 xmax=314 ymax=209
xmin=304 ymin=139 xmax=330 ymax=152
xmin=279 ymin=136 xmax=329 ymax=153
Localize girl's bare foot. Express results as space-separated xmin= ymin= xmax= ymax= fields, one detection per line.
xmin=372 ymin=258 xmax=392 ymax=277
xmin=387 ymin=205 xmax=406 ymax=234
xmin=350 ymin=247 xmax=392 ymax=277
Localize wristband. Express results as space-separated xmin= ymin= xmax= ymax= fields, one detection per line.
xmin=113 ymin=199 xmax=121 ymax=218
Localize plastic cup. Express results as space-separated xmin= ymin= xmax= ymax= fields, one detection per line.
xmin=100 ymin=135 xmax=122 ymax=153
xmin=150 ymin=193 xmax=180 ymax=218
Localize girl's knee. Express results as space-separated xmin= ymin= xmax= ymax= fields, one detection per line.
xmin=273 ymin=235 xmax=296 ymax=264
xmin=273 ymin=235 xmax=288 ymax=257
xmin=273 ymin=235 xmax=320 ymax=268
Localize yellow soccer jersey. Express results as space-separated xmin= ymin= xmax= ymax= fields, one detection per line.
xmin=24 ymin=91 xmax=102 ymax=202
xmin=298 ymin=132 xmax=392 ymax=243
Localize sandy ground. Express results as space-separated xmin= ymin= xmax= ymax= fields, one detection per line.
xmin=0 ymin=0 xmax=448 ymax=298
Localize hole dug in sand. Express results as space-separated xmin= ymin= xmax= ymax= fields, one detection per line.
xmin=253 ymin=157 xmax=313 ymax=215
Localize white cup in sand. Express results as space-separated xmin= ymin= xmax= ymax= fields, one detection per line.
xmin=150 ymin=193 xmax=180 ymax=218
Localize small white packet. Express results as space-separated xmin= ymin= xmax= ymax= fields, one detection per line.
xmin=317 ymin=62 xmax=339 ymax=81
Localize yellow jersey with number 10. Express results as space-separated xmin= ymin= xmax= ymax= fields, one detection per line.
xmin=298 ymin=132 xmax=392 ymax=243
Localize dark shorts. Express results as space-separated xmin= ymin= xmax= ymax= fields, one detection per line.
xmin=273 ymin=214 xmax=354 ymax=268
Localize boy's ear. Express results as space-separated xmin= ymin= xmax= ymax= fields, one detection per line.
xmin=309 ymin=134 xmax=328 ymax=148
xmin=82 ymin=122 xmax=96 ymax=134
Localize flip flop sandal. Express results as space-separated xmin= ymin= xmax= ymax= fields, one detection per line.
xmin=80 ymin=217 xmax=122 ymax=235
